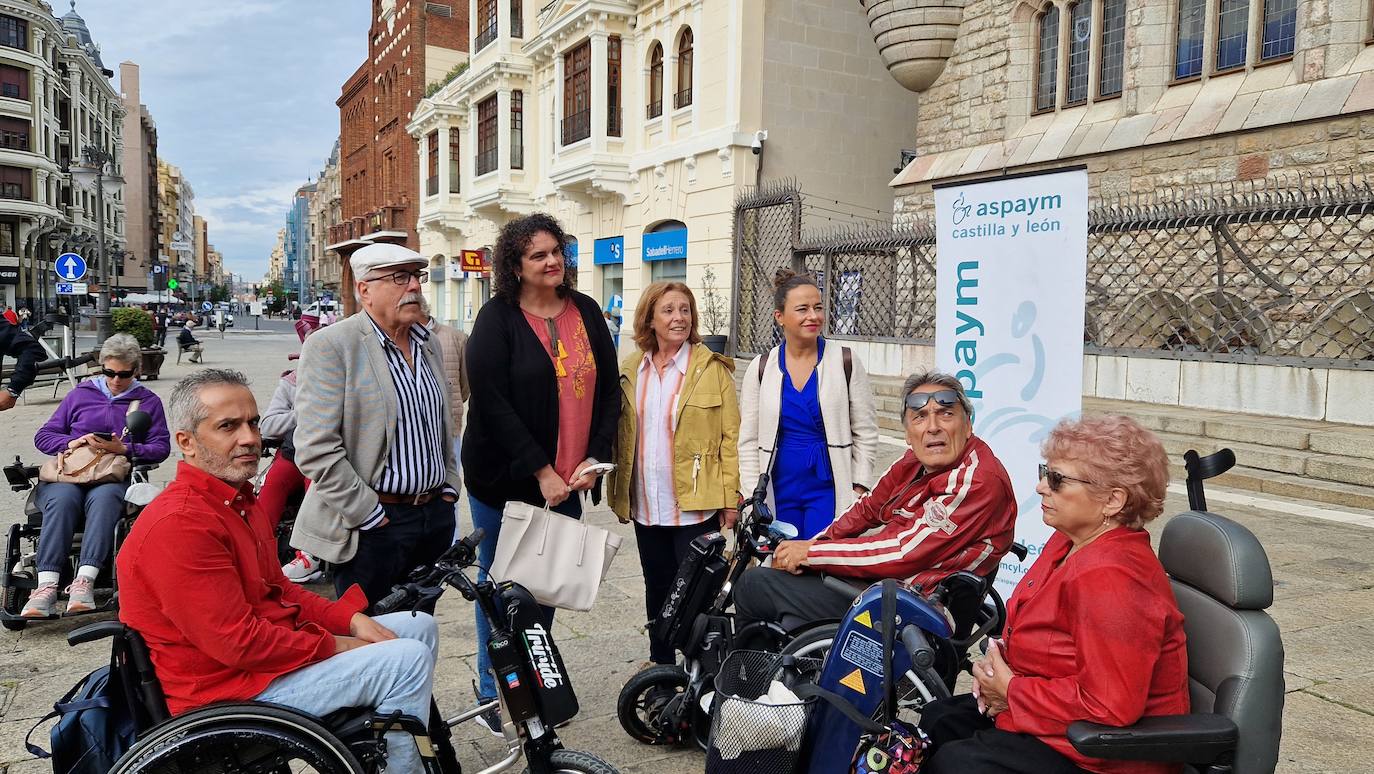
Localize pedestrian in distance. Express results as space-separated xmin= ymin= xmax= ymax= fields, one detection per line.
xmin=290 ymin=243 xmax=460 ymax=616
xmin=177 ymin=318 xmax=204 ymax=363
xmin=738 ymin=269 xmax=880 ymax=538
xmin=0 ymin=315 xmax=46 ymax=412
xmin=603 ymin=309 xmax=621 ymax=348
xmin=153 ymin=306 xmax=169 ymax=348
xmin=607 ymin=281 xmax=740 ymax=666
xmin=461 ymin=212 xmax=620 ymax=734
xmin=16 ymin=305 xmax=31 ymax=331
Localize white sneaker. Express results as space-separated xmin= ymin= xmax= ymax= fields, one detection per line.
xmin=281 ymin=551 xmax=323 ymax=583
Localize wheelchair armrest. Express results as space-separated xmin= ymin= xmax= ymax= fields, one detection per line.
xmin=68 ymin=621 xmax=125 ymax=647
xmin=821 ymin=574 xmax=868 ymax=598
xmin=1067 ymin=713 xmax=1238 ymax=763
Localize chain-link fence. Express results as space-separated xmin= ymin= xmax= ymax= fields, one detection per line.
xmin=733 ymin=178 xmax=1374 ymax=370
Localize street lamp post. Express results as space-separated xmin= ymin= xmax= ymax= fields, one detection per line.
xmin=68 ymin=146 xmax=125 ymax=348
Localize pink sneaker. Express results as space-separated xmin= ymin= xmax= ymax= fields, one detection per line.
xmin=65 ymin=577 xmax=96 ymax=614
xmin=21 ymin=582 xmax=60 ymax=617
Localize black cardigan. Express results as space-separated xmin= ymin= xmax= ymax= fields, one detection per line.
xmin=462 ymin=290 xmax=621 ymax=508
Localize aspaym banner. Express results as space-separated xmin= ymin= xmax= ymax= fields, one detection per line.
xmin=934 ymin=167 xmax=1089 ymax=598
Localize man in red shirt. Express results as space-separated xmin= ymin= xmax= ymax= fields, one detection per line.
xmin=117 ymin=369 xmax=439 ymax=772
xmin=734 ymin=371 xmax=1016 ymax=629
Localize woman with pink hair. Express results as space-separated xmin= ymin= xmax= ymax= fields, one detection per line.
xmin=919 ymin=415 xmax=1190 ymax=774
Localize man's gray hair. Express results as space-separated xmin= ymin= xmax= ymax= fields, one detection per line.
xmin=168 ymin=369 xmax=251 ymax=434
xmin=902 ymin=370 xmax=975 ymax=418
xmin=99 ymin=333 xmax=143 ymax=367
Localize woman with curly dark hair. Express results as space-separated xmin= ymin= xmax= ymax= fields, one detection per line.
xmin=461 ymin=212 xmax=620 ymax=733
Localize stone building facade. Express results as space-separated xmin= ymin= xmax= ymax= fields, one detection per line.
xmin=0 ymin=0 xmax=123 ymax=312
xmin=117 ymin=59 xmax=156 ymax=293
xmin=863 ymin=0 xmax=1374 ymax=425
xmin=308 ymin=139 xmax=343 ymax=299
xmin=407 ymin=0 xmax=915 ymax=339
xmin=331 ymin=0 xmax=468 ymax=257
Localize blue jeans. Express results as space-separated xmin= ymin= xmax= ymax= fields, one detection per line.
xmin=255 ymin=611 xmax=438 ymax=773
xmin=35 ymin=481 xmax=127 ymax=574
xmin=469 ymin=493 xmax=582 ymax=701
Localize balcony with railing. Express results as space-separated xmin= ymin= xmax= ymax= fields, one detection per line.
xmin=474 ymin=21 xmax=498 ymax=52
xmin=674 ymin=87 xmax=692 ymax=110
xmin=561 ymin=109 xmax=590 ymax=146
xmin=647 ymin=100 xmax=662 ymax=119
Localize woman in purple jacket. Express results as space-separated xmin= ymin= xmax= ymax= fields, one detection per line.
xmin=21 ymin=334 xmax=171 ymax=617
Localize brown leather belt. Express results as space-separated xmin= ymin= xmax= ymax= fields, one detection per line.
xmin=375 ymin=487 xmax=443 ymax=506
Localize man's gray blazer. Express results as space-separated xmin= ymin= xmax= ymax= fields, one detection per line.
xmin=290 ymin=311 xmax=461 ymax=563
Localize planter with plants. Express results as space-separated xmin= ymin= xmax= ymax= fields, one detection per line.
xmin=111 ymin=307 xmax=165 ymax=380
xmin=699 ymin=267 xmax=730 ymax=354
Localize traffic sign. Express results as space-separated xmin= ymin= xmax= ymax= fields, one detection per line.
xmin=55 ymin=253 xmax=87 ymax=282
xmin=152 ymin=264 xmax=165 ymax=274
xmin=169 ymin=241 xmax=194 ymax=252
xmin=56 ymin=282 xmax=88 ymax=295
xmin=167 ymin=278 xmax=179 ymax=290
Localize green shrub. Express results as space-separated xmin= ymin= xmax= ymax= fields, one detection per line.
xmin=112 ymin=307 xmax=155 ymax=348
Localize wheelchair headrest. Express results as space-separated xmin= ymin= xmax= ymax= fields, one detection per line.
xmin=1159 ymin=510 xmax=1273 ymax=611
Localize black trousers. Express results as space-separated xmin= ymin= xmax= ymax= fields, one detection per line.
xmin=919 ymin=695 xmax=1087 ymax=774
xmin=333 ymin=497 xmax=457 ymax=615
xmin=731 ymin=565 xmax=858 ymax=631
xmin=634 ymin=517 xmax=722 ymax=664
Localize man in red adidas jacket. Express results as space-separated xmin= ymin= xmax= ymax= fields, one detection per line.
xmin=734 ymin=372 xmax=1016 ymax=629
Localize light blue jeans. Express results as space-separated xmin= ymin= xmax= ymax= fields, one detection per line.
xmin=469 ymin=493 xmax=581 ymax=701
xmin=255 ymin=611 xmax=438 ymax=772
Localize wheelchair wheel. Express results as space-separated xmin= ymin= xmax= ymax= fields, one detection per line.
xmin=781 ymin=623 xmax=951 ymax=715
xmin=1 ymin=582 xmax=28 ymax=631
xmin=546 ymin=748 xmax=620 ymax=773
xmin=110 ymin=703 xmax=367 ymax=774
xmin=617 ymin=664 xmax=695 ymax=746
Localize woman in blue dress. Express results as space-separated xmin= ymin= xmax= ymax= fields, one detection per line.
xmin=739 ymin=270 xmax=879 ymax=538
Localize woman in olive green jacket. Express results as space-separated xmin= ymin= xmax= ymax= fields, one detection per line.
xmin=608 ymin=281 xmax=740 ymax=665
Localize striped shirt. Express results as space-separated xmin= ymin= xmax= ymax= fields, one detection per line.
xmin=359 ymin=316 xmax=449 ymax=530
xmin=631 ymin=345 xmax=711 ymax=528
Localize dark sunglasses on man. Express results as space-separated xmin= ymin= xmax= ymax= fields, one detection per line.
xmin=904 ymin=389 xmax=964 ymax=413
xmin=100 ymin=367 xmax=137 ymax=379
xmin=1038 ymin=463 xmax=1094 ymax=492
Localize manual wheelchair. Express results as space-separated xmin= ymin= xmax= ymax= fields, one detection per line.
xmin=52 ymin=529 xmax=619 ymax=774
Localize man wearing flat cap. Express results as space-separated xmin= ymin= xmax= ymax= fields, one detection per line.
xmin=291 ymin=243 xmax=460 ymax=611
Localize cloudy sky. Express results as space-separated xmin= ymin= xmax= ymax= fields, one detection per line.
xmin=74 ymin=1 xmax=373 ymax=282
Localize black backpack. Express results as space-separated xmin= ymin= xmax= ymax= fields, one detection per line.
xmin=26 ymin=661 xmax=137 ymax=773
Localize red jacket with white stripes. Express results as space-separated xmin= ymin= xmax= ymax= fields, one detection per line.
xmin=805 ymin=436 xmax=1016 ymax=589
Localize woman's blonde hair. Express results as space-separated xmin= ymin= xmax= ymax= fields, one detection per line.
xmin=633 ymin=282 xmax=702 ymax=353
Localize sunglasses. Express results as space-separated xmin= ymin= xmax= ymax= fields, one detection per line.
xmin=1038 ymin=463 xmax=1094 ymax=492
xmin=904 ymin=389 xmax=964 ymax=413
xmin=100 ymin=367 xmax=137 ymax=379
xmin=363 ymin=269 xmax=428 ymax=286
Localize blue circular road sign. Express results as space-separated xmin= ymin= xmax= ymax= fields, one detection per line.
xmin=55 ymin=252 xmax=87 ymax=282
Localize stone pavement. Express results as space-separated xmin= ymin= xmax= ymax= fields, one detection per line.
xmin=1 ymin=331 xmax=1373 ymax=772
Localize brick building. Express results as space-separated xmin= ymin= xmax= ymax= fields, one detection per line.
xmin=330 ymin=0 xmax=468 ymax=307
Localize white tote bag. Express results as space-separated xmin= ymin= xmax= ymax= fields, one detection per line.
xmin=489 ymin=499 xmax=624 ymax=612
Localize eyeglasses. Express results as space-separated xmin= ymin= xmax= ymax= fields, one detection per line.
xmin=904 ymin=389 xmax=964 ymax=413
xmin=100 ymin=367 xmax=137 ymax=379
xmin=1038 ymin=463 xmax=1094 ymax=492
xmin=363 ymin=269 xmax=428 ymax=286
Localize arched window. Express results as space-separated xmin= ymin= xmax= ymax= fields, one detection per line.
xmin=1215 ymin=0 xmax=1249 ymax=72
xmin=1034 ymin=4 xmax=1059 ymax=113
xmin=1065 ymin=0 xmax=1092 ymax=105
xmin=647 ymin=42 xmax=664 ymax=118
xmin=1098 ymin=0 xmax=1126 ymax=97
xmin=675 ymin=28 xmax=694 ymax=109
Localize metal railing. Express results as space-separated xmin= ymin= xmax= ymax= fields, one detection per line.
xmin=647 ymin=100 xmax=662 ymax=119
xmin=674 ymin=87 xmax=692 ymax=109
xmin=561 ymin=109 xmax=590 ymax=145
xmin=733 ymin=176 xmax=1374 ymax=369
